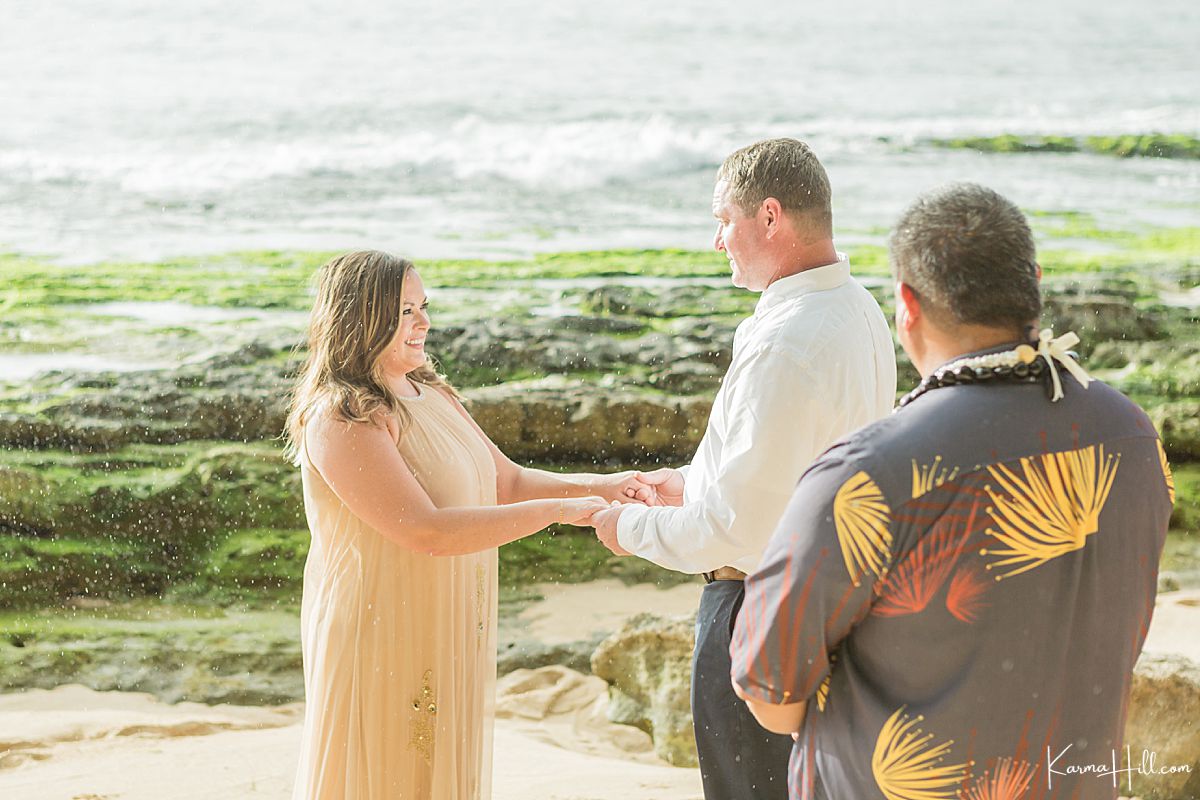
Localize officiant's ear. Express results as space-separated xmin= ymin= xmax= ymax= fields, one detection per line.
xmin=895 ymin=282 xmax=921 ymax=332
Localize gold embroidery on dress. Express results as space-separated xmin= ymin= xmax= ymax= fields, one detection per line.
xmin=475 ymin=563 xmax=486 ymax=643
xmin=981 ymin=444 xmax=1120 ymax=581
xmin=911 ymin=456 xmax=959 ymax=499
xmin=408 ymin=669 xmax=437 ymax=763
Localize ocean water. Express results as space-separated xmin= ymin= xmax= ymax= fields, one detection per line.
xmin=1 ymin=0 xmax=1198 ymax=263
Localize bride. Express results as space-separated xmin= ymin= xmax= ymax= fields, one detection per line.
xmin=284 ymin=250 xmax=647 ymax=798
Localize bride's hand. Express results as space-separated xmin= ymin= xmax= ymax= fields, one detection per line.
xmin=593 ymin=470 xmax=656 ymax=505
xmin=559 ymin=496 xmax=610 ymax=526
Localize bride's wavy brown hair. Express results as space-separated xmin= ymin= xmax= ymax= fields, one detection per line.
xmin=284 ymin=250 xmax=458 ymax=462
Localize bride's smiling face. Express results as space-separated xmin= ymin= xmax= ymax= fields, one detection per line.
xmin=379 ymin=269 xmax=430 ymax=377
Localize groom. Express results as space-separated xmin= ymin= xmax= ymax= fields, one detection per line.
xmin=592 ymin=138 xmax=896 ymax=799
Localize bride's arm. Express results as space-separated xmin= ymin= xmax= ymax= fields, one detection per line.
xmin=304 ymin=412 xmax=606 ymax=557
xmin=438 ymin=390 xmax=649 ymax=505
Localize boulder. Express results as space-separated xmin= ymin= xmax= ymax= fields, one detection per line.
xmin=0 ymin=321 xmax=739 ymax=456
xmin=1089 ymin=341 xmax=1200 ymax=400
xmin=496 ymin=665 xmax=607 ymax=720
xmin=1125 ymin=653 xmax=1200 ymax=800
xmin=591 ymin=612 xmax=698 ymax=767
xmin=465 ymin=377 xmax=711 ymax=462
xmin=552 ymin=315 xmax=648 ymax=335
xmin=1041 ymin=278 xmax=1165 ymax=349
xmin=0 ymin=341 xmax=297 ymax=451
xmin=433 ymin=316 xmax=735 ymax=381
xmin=648 ymin=361 xmax=724 ymax=394
xmin=0 ymin=612 xmax=304 ymax=706
xmin=583 ymin=286 xmax=664 ymax=318
xmin=498 ymin=634 xmax=607 ymax=676
xmin=495 ymin=665 xmax=659 ymax=758
xmin=587 ymin=613 xmax=1200 ymax=790
xmin=1149 ymin=402 xmax=1200 ymax=461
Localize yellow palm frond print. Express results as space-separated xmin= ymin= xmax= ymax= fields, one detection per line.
xmin=871 ymin=707 xmax=968 ymax=800
xmin=1157 ymin=439 xmax=1175 ymax=505
xmin=911 ymin=456 xmax=960 ymax=500
xmin=815 ymin=652 xmax=838 ymax=713
xmin=816 ymin=673 xmax=831 ymax=712
xmin=981 ymin=445 xmax=1120 ymax=581
xmin=834 ymin=471 xmax=893 ymax=586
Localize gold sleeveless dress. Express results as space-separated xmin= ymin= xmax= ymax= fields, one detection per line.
xmin=292 ymin=385 xmax=498 ymax=799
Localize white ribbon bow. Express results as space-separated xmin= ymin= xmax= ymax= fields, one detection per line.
xmin=1037 ymin=328 xmax=1093 ymax=402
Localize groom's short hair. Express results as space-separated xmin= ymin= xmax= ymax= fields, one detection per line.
xmin=890 ymin=182 xmax=1041 ymax=331
xmin=717 ymin=138 xmax=833 ymax=235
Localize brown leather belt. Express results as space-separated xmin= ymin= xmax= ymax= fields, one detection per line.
xmin=702 ymin=566 xmax=747 ymax=583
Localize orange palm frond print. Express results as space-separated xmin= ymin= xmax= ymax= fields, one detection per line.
xmin=960 ymin=757 xmax=1035 ymax=800
xmin=872 ymin=707 xmax=968 ymax=800
xmin=834 ymin=470 xmax=893 ymax=586
xmin=945 ymin=564 xmax=990 ymax=624
xmin=911 ymin=456 xmax=960 ymax=499
xmin=873 ymin=524 xmax=963 ymax=617
xmin=981 ymin=445 xmax=1120 ymax=581
xmin=1157 ymin=439 xmax=1175 ymax=505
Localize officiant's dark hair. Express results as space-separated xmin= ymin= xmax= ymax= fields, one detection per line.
xmin=284 ymin=250 xmax=457 ymax=462
xmin=890 ymin=183 xmax=1041 ymax=332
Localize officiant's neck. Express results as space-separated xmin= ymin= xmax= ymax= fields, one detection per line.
xmin=908 ymin=320 xmax=1034 ymax=379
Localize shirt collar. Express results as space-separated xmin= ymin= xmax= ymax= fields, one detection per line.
xmin=754 ymin=254 xmax=851 ymax=316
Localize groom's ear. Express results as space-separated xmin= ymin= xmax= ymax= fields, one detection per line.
xmin=761 ymin=197 xmax=783 ymax=237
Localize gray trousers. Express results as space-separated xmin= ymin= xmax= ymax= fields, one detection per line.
xmin=691 ymin=579 xmax=793 ymax=800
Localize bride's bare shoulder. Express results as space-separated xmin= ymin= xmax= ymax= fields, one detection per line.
xmin=307 ymin=400 xmax=401 ymax=448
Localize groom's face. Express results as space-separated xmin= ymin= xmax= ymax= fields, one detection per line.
xmin=712 ymin=180 xmax=767 ymax=290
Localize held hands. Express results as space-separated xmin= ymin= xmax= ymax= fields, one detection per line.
xmin=558 ymin=496 xmax=610 ymax=526
xmin=629 ymin=468 xmax=684 ymax=507
xmin=594 ymin=468 xmax=685 ymax=507
xmin=559 ymin=498 xmax=630 ymax=556
xmin=591 ymin=501 xmax=630 ymax=556
xmin=594 ymin=471 xmax=655 ymax=505
xmin=586 ymin=467 xmax=686 ymax=556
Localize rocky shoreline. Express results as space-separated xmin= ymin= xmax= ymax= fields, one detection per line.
xmin=1 ymin=242 xmax=1198 ymax=796
xmin=2 ymin=255 xmax=1198 ymax=609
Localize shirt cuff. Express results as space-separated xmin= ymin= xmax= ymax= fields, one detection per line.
xmin=616 ymin=502 xmax=652 ymax=556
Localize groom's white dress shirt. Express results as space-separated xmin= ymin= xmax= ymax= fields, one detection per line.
xmin=616 ymin=256 xmax=897 ymax=575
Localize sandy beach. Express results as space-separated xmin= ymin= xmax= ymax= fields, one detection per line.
xmin=1 ymin=583 xmax=1195 ymax=800
xmin=0 ymin=679 xmax=703 ymax=800
xmin=0 ymin=581 xmax=707 ymax=800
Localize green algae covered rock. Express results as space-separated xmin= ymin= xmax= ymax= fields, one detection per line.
xmin=467 ymin=377 xmax=711 ymax=463
xmin=932 ymin=133 xmax=1200 ymax=160
xmin=0 ymin=443 xmax=303 ymax=608
xmin=1151 ymin=403 xmax=1200 ymax=462
xmin=1041 ymin=276 xmax=1166 ymax=349
xmin=0 ymin=607 xmax=304 ymax=705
